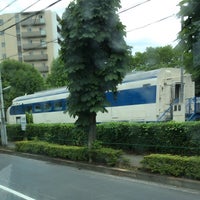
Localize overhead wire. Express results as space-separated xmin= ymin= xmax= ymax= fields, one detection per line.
xmin=0 ymin=0 xmax=43 ymax=26
xmin=1 ymin=0 xmax=63 ymax=32
xmin=0 ymin=38 xmax=59 ymax=61
xmin=0 ymin=0 xmax=63 ymax=61
xmin=0 ymin=0 xmax=178 ymax=60
xmin=127 ymin=14 xmax=176 ymax=32
xmin=0 ymin=0 xmax=18 ymax=13
xmin=118 ymin=0 xmax=151 ymax=14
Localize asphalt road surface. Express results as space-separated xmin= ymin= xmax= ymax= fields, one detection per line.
xmin=0 ymin=153 xmax=199 ymax=200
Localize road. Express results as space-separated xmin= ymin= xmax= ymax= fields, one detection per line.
xmin=0 ymin=153 xmax=199 ymax=200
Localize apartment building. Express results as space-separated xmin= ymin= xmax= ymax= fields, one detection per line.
xmin=0 ymin=10 xmax=61 ymax=77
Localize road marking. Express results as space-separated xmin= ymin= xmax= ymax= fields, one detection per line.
xmin=0 ymin=184 xmax=36 ymax=200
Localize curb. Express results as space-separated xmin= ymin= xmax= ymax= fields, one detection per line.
xmin=0 ymin=148 xmax=200 ymax=191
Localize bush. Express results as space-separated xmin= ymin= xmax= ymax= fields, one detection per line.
xmin=141 ymin=154 xmax=200 ymax=180
xmin=90 ymin=141 xmax=123 ymax=166
xmin=15 ymin=141 xmax=89 ymax=161
xmin=25 ymin=124 xmax=87 ymax=146
xmin=15 ymin=141 xmax=122 ymax=166
xmin=8 ymin=121 xmax=200 ymax=155
xmin=7 ymin=124 xmax=25 ymax=141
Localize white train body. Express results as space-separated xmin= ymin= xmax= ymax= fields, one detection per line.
xmin=7 ymin=68 xmax=195 ymax=124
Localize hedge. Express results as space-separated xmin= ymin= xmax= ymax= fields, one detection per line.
xmin=141 ymin=154 xmax=200 ymax=180
xmin=7 ymin=124 xmax=24 ymax=141
xmin=96 ymin=122 xmax=200 ymax=155
xmin=7 ymin=121 xmax=200 ymax=155
xmin=15 ymin=141 xmax=123 ymax=166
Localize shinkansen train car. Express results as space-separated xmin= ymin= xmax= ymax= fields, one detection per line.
xmin=7 ymin=68 xmax=195 ymax=124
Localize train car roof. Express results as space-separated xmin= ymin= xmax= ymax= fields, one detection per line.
xmin=123 ymin=69 xmax=160 ymax=83
xmin=12 ymin=69 xmax=161 ymax=103
xmin=13 ymin=87 xmax=68 ymax=102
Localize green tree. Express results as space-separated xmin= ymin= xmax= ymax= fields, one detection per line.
xmin=178 ymin=0 xmax=200 ymax=95
xmin=60 ymin=0 xmax=131 ymax=148
xmin=131 ymin=45 xmax=182 ymax=71
xmin=46 ymin=58 xmax=68 ymax=88
xmin=0 ymin=59 xmax=45 ymax=110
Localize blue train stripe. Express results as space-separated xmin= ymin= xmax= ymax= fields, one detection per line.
xmin=9 ymin=86 xmax=156 ymax=115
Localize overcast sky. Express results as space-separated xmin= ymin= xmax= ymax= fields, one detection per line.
xmin=1 ymin=0 xmax=181 ymax=54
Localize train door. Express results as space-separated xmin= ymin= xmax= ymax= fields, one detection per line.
xmin=173 ymin=82 xmax=185 ymax=121
xmin=157 ymin=81 xmax=173 ymax=121
xmin=16 ymin=116 xmax=21 ymax=124
xmin=174 ymin=83 xmax=181 ymax=102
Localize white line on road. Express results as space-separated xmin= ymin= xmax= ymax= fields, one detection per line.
xmin=0 ymin=184 xmax=36 ymax=200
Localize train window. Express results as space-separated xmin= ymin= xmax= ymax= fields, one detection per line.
xmin=34 ymin=103 xmax=42 ymax=112
xmin=54 ymin=101 xmax=63 ymax=111
xmin=13 ymin=105 xmax=24 ymax=114
xmin=44 ymin=102 xmax=52 ymax=112
xmin=25 ymin=105 xmax=32 ymax=113
xmin=175 ymin=83 xmax=181 ymax=100
xmin=143 ymin=83 xmax=151 ymax=87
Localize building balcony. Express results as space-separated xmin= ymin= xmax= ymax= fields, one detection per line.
xmin=21 ymin=31 xmax=46 ymax=38
xmin=21 ymin=18 xmax=45 ymax=26
xmin=37 ymin=65 xmax=49 ymax=73
xmin=23 ymin=54 xmax=48 ymax=62
xmin=23 ymin=43 xmax=47 ymax=50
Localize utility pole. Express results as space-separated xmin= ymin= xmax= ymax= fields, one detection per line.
xmin=0 ymin=71 xmax=7 ymax=146
xmin=180 ymin=16 xmax=185 ymax=103
xmin=180 ymin=65 xmax=184 ymax=103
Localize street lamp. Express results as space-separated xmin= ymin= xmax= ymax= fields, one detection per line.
xmin=0 ymin=72 xmax=8 ymax=146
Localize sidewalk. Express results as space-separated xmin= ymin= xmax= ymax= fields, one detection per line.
xmin=123 ymin=154 xmax=144 ymax=168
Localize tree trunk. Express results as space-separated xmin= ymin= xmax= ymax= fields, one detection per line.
xmin=88 ymin=112 xmax=97 ymax=149
xmin=88 ymin=112 xmax=96 ymax=163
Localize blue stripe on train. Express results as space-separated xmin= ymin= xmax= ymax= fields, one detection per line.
xmin=9 ymin=86 xmax=156 ymax=115
xmin=107 ymin=85 xmax=156 ymax=106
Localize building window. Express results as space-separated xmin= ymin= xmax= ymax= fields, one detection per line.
xmin=1 ymin=42 xmax=5 ymax=47
xmin=0 ymin=19 xmax=3 ymax=25
xmin=40 ymin=39 xmax=46 ymax=47
xmin=27 ymin=27 xmax=32 ymax=32
xmin=0 ymin=31 xmax=4 ymax=35
xmin=16 ymin=26 xmax=20 ymax=34
xmin=2 ymin=54 xmax=6 ymax=59
xmin=15 ymin=14 xmax=20 ymax=22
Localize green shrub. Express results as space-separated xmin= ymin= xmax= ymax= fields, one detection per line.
xmin=7 ymin=124 xmax=24 ymax=141
xmin=141 ymin=154 xmax=200 ymax=180
xmin=89 ymin=141 xmax=123 ymax=166
xmin=25 ymin=124 xmax=87 ymax=146
xmin=8 ymin=121 xmax=200 ymax=155
xmin=15 ymin=141 xmax=122 ymax=166
xmin=15 ymin=141 xmax=89 ymax=161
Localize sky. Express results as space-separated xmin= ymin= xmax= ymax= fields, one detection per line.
xmin=1 ymin=0 xmax=181 ymax=54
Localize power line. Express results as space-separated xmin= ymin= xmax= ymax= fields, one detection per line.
xmin=1 ymin=0 xmax=63 ymax=32
xmin=0 ymin=38 xmax=59 ymax=61
xmin=0 ymin=0 xmax=18 ymax=13
xmin=127 ymin=14 xmax=176 ymax=32
xmin=0 ymin=0 xmax=43 ymax=26
xmin=118 ymin=0 xmax=151 ymax=14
